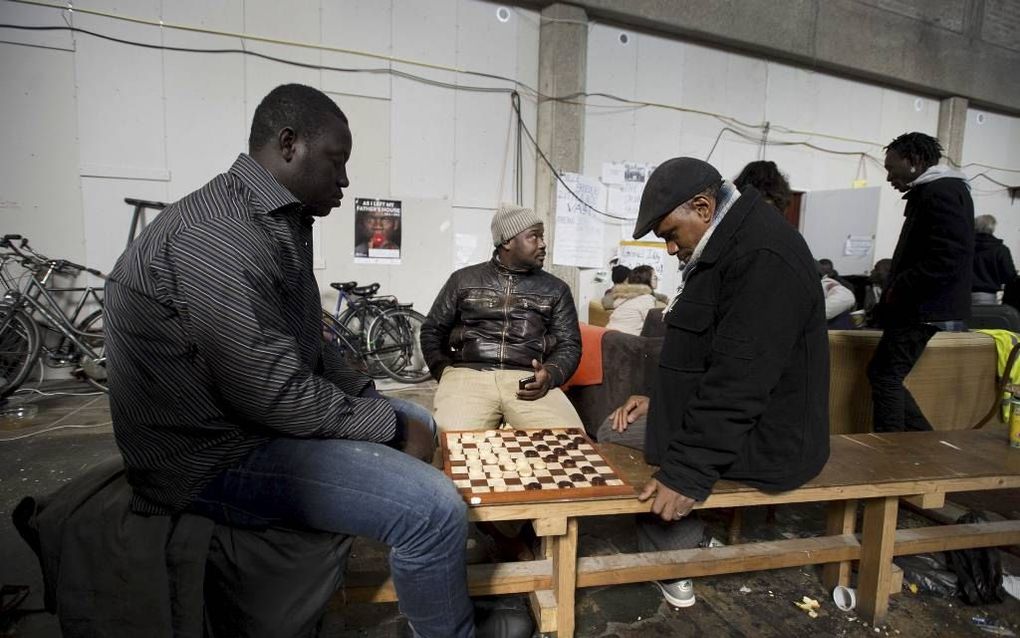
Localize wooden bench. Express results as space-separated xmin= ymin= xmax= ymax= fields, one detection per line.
xmin=344 ymin=428 xmax=1020 ymax=637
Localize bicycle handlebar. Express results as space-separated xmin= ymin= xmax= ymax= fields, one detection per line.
xmin=0 ymin=236 xmax=106 ymax=278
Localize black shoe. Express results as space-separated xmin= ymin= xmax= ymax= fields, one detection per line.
xmin=474 ymin=596 xmax=534 ymax=638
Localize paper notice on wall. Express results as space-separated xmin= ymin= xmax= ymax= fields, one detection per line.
xmin=601 ymin=162 xmax=625 ymax=185
xmin=606 ymin=181 xmax=644 ymax=219
xmin=554 ymin=173 xmax=606 ymax=268
xmin=843 ymin=235 xmax=874 ymax=257
xmin=616 ymin=241 xmax=669 ymax=290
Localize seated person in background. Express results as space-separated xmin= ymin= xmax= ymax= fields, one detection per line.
xmin=864 ymin=258 xmax=892 ymax=315
xmin=600 ymin=263 xmax=632 ymax=309
xmin=605 ymin=265 xmax=667 ymax=335
xmin=819 ymin=262 xmax=856 ymax=328
xmin=972 ymin=214 xmax=1017 ymax=305
xmin=597 ymin=157 xmax=829 ymax=609
xmin=421 ymin=203 xmax=583 ymax=431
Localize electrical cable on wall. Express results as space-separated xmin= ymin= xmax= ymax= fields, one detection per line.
xmin=2 ymin=5 xmax=1017 ymax=198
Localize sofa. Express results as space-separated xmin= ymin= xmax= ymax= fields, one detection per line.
xmin=568 ymin=325 xmax=999 ymax=438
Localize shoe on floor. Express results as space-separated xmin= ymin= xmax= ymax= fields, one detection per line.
xmin=655 ymin=578 xmax=696 ymax=608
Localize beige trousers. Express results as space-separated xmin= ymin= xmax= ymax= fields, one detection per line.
xmin=432 ymin=367 xmax=584 ymax=431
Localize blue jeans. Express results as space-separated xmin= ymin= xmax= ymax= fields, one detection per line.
xmin=191 ymin=402 xmax=472 ymax=638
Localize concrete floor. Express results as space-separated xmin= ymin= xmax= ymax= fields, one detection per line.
xmin=2 ymin=379 xmax=1020 ymax=637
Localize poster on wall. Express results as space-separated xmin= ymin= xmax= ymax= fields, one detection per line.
xmin=553 ymin=173 xmax=606 ymax=268
xmin=616 ymin=240 xmax=670 ymax=291
xmin=354 ymin=198 xmax=402 ymax=264
xmin=602 ymin=161 xmax=656 ymax=220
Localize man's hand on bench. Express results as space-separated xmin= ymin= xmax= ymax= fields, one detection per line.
xmin=639 ymin=478 xmax=696 ymax=522
xmin=610 ymin=395 xmax=650 ymax=432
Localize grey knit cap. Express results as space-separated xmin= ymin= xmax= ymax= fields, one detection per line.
xmin=491 ymin=203 xmax=543 ymax=246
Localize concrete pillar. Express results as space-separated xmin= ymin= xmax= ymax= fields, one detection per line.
xmin=535 ymin=3 xmax=588 ymax=300
xmin=937 ymin=96 xmax=968 ymax=168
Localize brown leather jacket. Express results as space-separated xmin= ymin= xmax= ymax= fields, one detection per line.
xmin=421 ymin=255 xmax=581 ymax=386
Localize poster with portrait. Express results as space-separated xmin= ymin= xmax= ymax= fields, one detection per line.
xmin=354 ymin=198 xmax=402 ymax=264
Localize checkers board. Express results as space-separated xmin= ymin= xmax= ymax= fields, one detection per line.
xmin=441 ymin=427 xmax=633 ymax=505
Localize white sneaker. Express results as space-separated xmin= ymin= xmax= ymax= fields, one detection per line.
xmin=655 ymin=578 xmax=696 ymax=608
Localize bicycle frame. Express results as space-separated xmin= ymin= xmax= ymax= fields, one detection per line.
xmin=1 ymin=257 xmax=104 ymax=362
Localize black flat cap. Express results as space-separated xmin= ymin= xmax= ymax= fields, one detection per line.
xmin=633 ymin=157 xmax=723 ymax=239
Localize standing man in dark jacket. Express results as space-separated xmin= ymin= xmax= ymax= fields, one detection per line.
xmin=597 ymin=157 xmax=830 ymax=608
xmin=421 ymin=203 xmax=583 ymax=430
xmin=972 ymin=214 xmax=1016 ymax=305
xmin=868 ymin=132 xmax=974 ymax=432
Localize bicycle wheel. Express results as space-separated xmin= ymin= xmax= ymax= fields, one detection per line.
xmin=365 ymin=308 xmax=431 ymax=384
xmin=0 ymin=309 xmax=40 ymax=399
xmin=75 ymin=309 xmax=107 ymax=392
xmin=338 ymin=303 xmax=389 ymax=378
xmin=321 ymin=310 xmax=370 ymax=375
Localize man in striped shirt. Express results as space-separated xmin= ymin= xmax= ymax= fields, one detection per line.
xmin=104 ymin=84 xmax=474 ymax=637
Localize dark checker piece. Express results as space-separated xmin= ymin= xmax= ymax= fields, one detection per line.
xmin=540 ymin=429 xmax=553 ymax=435
xmin=569 ymin=473 xmax=585 ymax=482
xmin=524 ymin=449 xmax=539 ymax=458
xmin=566 ymin=428 xmax=582 ymax=435
xmin=524 ymin=482 xmax=542 ymax=491
xmin=557 ymin=481 xmax=575 ymax=488
xmin=581 ymin=466 xmax=597 ymax=474
xmin=561 ymin=459 xmax=576 ymax=468
xmin=590 ymin=476 xmax=606 ymax=485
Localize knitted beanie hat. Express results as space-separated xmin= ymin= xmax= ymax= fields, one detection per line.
xmin=490 ymin=203 xmax=543 ymax=246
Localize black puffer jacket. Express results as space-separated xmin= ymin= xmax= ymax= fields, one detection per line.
xmin=421 ymin=255 xmax=581 ymax=386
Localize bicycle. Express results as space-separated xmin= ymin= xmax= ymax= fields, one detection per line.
xmin=0 ymin=235 xmax=107 ymax=399
xmin=321 ymin=281 xmax=430 ymax=384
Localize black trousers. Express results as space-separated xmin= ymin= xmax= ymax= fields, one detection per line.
xmin=867 ymin=323 xmax=939 ymax=432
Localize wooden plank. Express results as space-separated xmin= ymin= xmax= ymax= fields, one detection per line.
xmin=468 ymin=475 xmax=1020 ymax=522
xmin=893 ymin=520 xmax=1020 ymax=555
xmin=902 ymin=492 xmax=946 ymax=509
xmin=529 ymin=589 xmax=557 ymax=633
xmin=857 ymin=496 xmax=899 ymax=626
xmin=534 ymin=517 xmax=567 ymax=537
xmin=822 ymin=499 xmax=858 ymax=590
xmin=576 ymin=535 xmax=861 ymax=587
xmin=343 ymin=559 xmax=552 ymax=603
xmin=890 ymin=563 xmax=904 ymax=595
xmin=553 ymin=518 xmax=579 ymax=638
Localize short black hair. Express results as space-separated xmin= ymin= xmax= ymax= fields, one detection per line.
xmin=248 ymin=84 xmax=348 ymax=152
xmin=733 ymin=161 xmax=792 ymax=211
xmin=611 ymin=264 xmax=632 ymax=284
xmin=885 ymin=132 xmax=942 ymax=169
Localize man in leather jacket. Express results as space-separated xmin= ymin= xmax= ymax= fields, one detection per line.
xmin=421 ymin=203 xmax=583 ymax=430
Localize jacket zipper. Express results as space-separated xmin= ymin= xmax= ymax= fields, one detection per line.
xmin=499 ymin=274 xmax=513 ymax=363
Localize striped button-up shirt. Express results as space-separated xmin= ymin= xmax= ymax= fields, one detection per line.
xmin=105 ymin=154 xmax=397 ymax=515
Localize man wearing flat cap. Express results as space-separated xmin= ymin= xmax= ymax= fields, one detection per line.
xmin=597 ymin=157 xmax=830 ymax=608
xmin=422 ymin=203 xmax=583 ymax=431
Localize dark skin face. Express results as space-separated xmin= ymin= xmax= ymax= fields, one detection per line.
xmin=499 ymin=223 xmax=546 ymax=270
xmin=884 ymin=149 xmax=926 ymax=193
xmin=253 ymin=113 xmax=352 ymax=216
xmin=652 ymin=194 xmax=717 ymax=265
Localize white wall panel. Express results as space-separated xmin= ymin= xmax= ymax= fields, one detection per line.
xmin=0 ymin=41 xmax=84 ymax=261
xmin=73 ymin=0 xmax=166 ymax=177
xmin=80 ymin=176 xmax=168 ymax=274
xmin=964 ymin=108 xmax=1020 ymax=264
xmin=162 ymin=1 xmax=246 ymax=198
xmin=320 ymin=0 xmax=392 ymax=100
xmin=390 ymin=0 xmax=457 ymax=200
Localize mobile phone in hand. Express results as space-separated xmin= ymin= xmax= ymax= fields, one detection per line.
xmin=519 ymin=375 xmax=536 ymax=391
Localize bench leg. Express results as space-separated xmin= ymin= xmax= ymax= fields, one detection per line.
xmin=821 ymin=499 xmax=858 ymax=590
xmin=858 ymin=496 xmax=898 ymax=626
xmin=552 ymin=518 xmax=579 ymax=638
